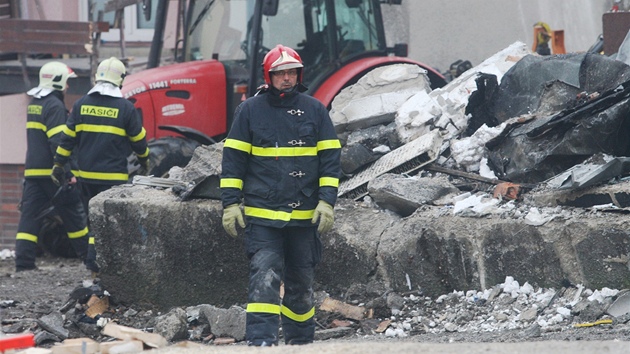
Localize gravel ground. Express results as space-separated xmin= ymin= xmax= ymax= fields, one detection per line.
xmin=1 ymin=254 xmax=630 ymax=353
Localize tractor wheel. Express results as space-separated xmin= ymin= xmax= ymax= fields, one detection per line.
xmin=147 ymin=136 xmax=201 ymax=178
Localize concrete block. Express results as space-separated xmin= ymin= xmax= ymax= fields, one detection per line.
xmin=90 ymin=185 xmax=249 ymax=310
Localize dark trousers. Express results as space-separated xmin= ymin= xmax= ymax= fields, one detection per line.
xmin=80 ymin=182 xmax=121 ymax=273
xmin=15 ymin=179 xmax=89 ymax=270
xmin=244 ymin=223 xmax=322 ymax=345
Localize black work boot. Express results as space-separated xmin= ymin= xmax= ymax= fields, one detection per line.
xmin=15 ymin=239 xmax=38 ymax=272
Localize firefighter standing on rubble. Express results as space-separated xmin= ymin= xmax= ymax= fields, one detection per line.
xmin=220 ymin=44 xmax=341 ymax=346
xmin=15 ymin=62 xmax=92 ymax=272
xmin=52 ymin=57 xmax=149 ymax=274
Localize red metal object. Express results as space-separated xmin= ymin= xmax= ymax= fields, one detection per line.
xmin=493 ymin=182 xmax=521 ymax=200
xmin=123 ymin=60 xmax=228 ymax=141
xmin=312 ymin=56 xmax=443 ymax=108
xmin=0 ymin=333 xmax=35 ymax=352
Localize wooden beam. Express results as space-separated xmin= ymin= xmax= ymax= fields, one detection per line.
xmin=104 ymin=0 xmax=140 ymax=12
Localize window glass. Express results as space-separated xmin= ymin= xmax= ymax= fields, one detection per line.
xmin=137 ymin=0 xmax=158 ymax=29
xmin=88 ymin=0 xmax=116 ymax=25
xmin=334 ymin=0 xmax=379 ymax=56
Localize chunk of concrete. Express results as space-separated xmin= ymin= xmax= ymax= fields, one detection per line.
xmin=194 ymin=304 xmax=246 ymax=341
xmin=167 ymin=143 xmax=224 ymax=200
xmin=154 ymin=307 xmax=189 ymax=342
xmin=330 ymin=64 xmax=431 ymax=133
xmin=368 ymin=174 xmax=460 ymax=217
xmin=607 ymin=291 xmax=630 ymax=317
xmin=395 ymin=41 xmax=530 ymax=145
xmin=37 ymin=312 xmax=68 ymax=341
xmin=90 ymin=185 xmax=249 ymax=310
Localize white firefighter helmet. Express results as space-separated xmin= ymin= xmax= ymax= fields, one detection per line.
xmin=38 ymin=62 xmax=77 ymax=91
xmin=95 ymin=57 xmax=127 ymax=87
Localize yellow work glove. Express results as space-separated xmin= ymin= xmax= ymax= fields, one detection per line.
xmin=222 ymin=204 xmax=245 ymax=238
xmin=50 ymin=163 xmax=66 ymax=186
xmin=138 ymin=157 xmax=150 ymax=175
xmin=311 ymin=200 xmax=334 ymax=234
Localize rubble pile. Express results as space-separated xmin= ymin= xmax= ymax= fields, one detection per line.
xmin=4 ymin=269 xmax=629 ymax=352
xmin=362 ymin=276 xmax=630 ymax=340
xmin=5 ymin=39 xmax=630 ymax=351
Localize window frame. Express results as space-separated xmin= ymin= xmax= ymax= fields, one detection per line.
xmin=79 ymin=0 xmax=155 ymax=42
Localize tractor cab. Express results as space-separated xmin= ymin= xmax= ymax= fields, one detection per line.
xmin=182 ymin=0 xmax=401 ymax=98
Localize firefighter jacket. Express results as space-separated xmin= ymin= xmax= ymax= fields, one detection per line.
xmin=24 ymin=91 xmax=75 ymax=179
xmin=55 ymin=92 xmax=149 ymax=185
xmin=220 ymin=90 xmax=341 ymax=228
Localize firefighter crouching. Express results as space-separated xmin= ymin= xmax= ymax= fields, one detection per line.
xmin=15 ymin=62 xmax=91 ymax=272
xmin=220 ymin=44 xmax=341 ymax=346
xmin=52 ymin=57 xmax=150 ymax=274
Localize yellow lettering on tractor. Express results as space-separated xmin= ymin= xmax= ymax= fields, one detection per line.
xmin=80 ymin=105 xmax=119 ymax=118
xmin=28 ymin=105 xmax=43 ymax=115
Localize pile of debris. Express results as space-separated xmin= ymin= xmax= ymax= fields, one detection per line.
xmin=5 ymin=39 xmax=630 ymax=351
xmin=2 ymin=272 xmax=629 ymax=352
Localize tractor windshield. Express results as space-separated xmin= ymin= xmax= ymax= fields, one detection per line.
xmin=186 ymin=0 xmax=386 ymax=88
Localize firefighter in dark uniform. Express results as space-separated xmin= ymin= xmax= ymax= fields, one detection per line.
xmin=221 ymin=44 xmax=341 ymax=346
xmin=15 ymin=62 xmax=91 ymax=272
xmin=52 ymin=57 xmax=149 ymax=274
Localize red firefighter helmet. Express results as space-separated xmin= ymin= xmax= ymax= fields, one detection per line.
xmin=262 ymin=44 xmax=304 ymax=84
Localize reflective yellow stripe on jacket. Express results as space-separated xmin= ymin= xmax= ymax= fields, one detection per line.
xmin=244 ymin=206 xmax=314 ymax=221
xmin=76 ymin=170 xmax=129 ymax=182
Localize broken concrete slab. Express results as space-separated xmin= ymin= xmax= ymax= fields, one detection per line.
xmin=367 ymin=174 xmax=459 ymax=217
xmin=377 ymin=216 xmax=478 ymax=296
xmin=330 ymin=64 xmax=432 ymax=133
xmin=89 ymin=185 xmax=249 ymax=309
xmin=89 ymin=183 xmax=630 ymax=311
xmin=167 ymin=143 xmax=224 ymax=200
xmin=395 ymin=41 xmax=530 ymax=145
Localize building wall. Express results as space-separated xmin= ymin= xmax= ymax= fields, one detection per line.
xmin=0 ymin=93 xmax=29 ymax=249
xmin=0 ymin=165 xmax=23 ymax=250
xmin=19 ymin=0 xmax=80 ymax=21
xmin=404 ymin=0 xmax=611 ymax=72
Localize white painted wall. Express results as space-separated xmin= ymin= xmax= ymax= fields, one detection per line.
xmin=0 ymin=94 xmax=30 ymax=164
xmin=395 ymin=0 xmax=611 ymax=72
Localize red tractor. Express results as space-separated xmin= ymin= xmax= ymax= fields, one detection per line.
xmin=123 ymin=0 xmax=446 ymax=176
